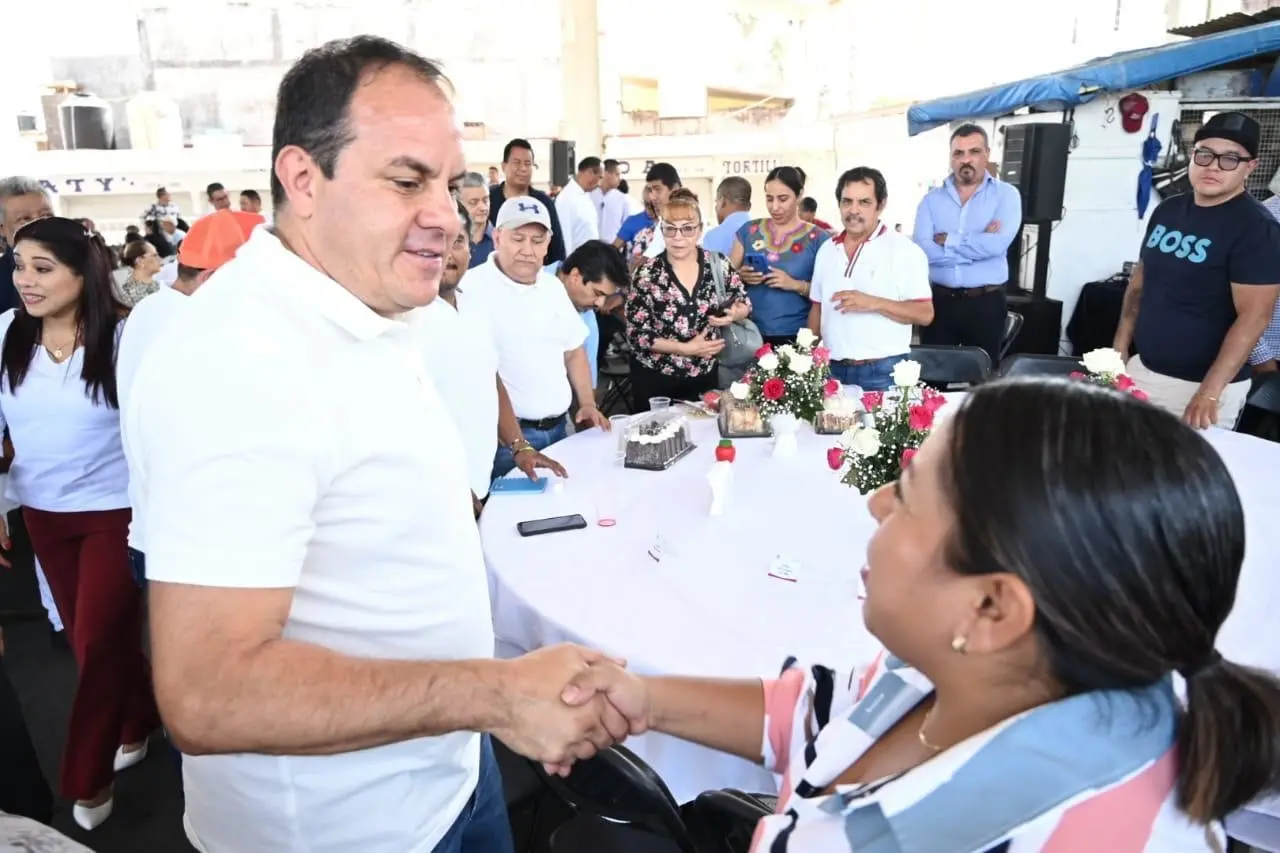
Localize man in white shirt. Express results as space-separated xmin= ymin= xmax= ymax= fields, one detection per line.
xmin=412 ymin=202 xmax=566 ymax=515
xmin=465 ymin=197 xmax=609 ymax=478
xmin=807 ymin=167 xmax=934 ymax=391
xmin=125 ymin=37 xmax=628 ymax=853
xmin=118 ymin=208 xmax=263 ymax=583
xmin=554 ymin=156 xmax=602 ymax=256
xmin=594 ymin=159 xmax=630 ymax=244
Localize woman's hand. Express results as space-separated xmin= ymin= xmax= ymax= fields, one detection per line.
xmin=737 ymin=267 xmax=766 ymax=286
xmin=764 ymin=268 xmax=801 ymax=292
xmin=706 ymin=311 xmax=734 ymax=328
xmin=680 ymin=330 xmax=727 ymax=359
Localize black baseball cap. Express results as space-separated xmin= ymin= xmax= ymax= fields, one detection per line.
xmin=1193 ymin=111 xmax=1260 ymax=157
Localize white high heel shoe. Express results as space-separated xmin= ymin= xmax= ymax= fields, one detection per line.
xmin=113 ymin=740 xmax=148 ymax=772
xmin=73 ymin=795 xmax=113 ymax=831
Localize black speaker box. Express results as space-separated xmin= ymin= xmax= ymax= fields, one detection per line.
xmin=1000 ymin=123 xmax=1070 ymax=223
xmin=550 ymin=139 xmax=576 ymax=189
xmin=1007 ymin=293 xmax=1064 ymax=356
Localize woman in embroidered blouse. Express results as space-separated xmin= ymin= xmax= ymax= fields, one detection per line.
xmin=728 ymin=166 xmax=829 ymax=346
xmin=559 ymin=379 xmax=1280 ymax=851
xmin=118 ymin=238 xmax=162 ymax=307
xmin=625 ymin=188 xmax=750 ymax=410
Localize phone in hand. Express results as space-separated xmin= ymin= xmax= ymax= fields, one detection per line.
xmin=516 ymin=514 xmax=588 ymax=537
xmin=742 ymin=253 xmax=772 ymax=276
xmin=709 ymin=297 xmax=736 ymax=318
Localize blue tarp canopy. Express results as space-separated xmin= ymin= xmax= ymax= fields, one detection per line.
xmin=906 ymin=19 xmax=1280 ymax=136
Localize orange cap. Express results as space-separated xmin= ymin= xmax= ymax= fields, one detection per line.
xmin=178 ymin=210 xmax=264 ymax=271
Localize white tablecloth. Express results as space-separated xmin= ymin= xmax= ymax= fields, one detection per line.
xmin=481 ymin=414 xmax=1280 ymax=810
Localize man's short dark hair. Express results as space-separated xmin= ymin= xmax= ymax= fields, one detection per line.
xmin=800 ymin=196 xmax=818 ymax=214
xmin=603 ymin=158 xmax=620 ymax=173
xmin=156 ymin=187 xmax=168 ymax=198
xmin=503 ymin=138 xmax=534 ymax=163
xmin=176 ymin=263 xmax=206 ymax=282
xmin=206 ymin=182 xmax=224 ymax=199
xmin=240 ymin=189 xmax=261 ymax=203
xmin=645 ymin=162 xmax=680 ymax=189
xmin=618 ymin=179 xmax=630 ymax=194
xmin=578 ymin=156 xmax=602 ymax=172
xmin=950 ymin=123 xmax=989 ymax=147
xmin=271 ymin=36 xmax=447 ymax=209
xmin=835 ymin=167 xmax=888 ymax=207
xmin=716 ymin=176 xmax=751 ymax=208
xmin=561 ymin=239 xmax=629 ymax=289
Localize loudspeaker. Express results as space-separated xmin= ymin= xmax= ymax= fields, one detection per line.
xmin=1000 ymin=123 xmax=1070 ymax=223
xmin=1007 ymin=293 xmax=1064 ymax=356
xmin=550 ymin=140 xmax=576 ymax=189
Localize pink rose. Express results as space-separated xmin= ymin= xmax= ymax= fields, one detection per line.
xmin=1130 ymin=389 xmax=1149 ymax=402
xmin=754 ymin=343 xmax=774 ymax=359
xmin=823 ymin=378 xmax=840 ymax=398
xmin=900 ymin=447 xmax=917 ymax=469
xmin=827 ymin=447 xmax=844 ymax=470
xmin=921 ymin=387 xmax=946 ymax=413
xmin=1114 ymin=374 xmax=1135 ymax=390
xmin=908 ymin=404 xmax=934 ymax=432
xmin=1069 ymin=371 xmax=1087 ymax=380
xmin=812 ymin=346 xmax=831 ymax=366
xmin=861 ymin=391 xmax=884 ymax=411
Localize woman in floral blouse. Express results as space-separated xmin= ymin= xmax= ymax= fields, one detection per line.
xmin=118 ymin=240 xmax=162 ymax=307
xmin=625 ymin=188 xmax=750 ymax=410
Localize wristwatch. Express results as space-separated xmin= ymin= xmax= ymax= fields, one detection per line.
xmin=510 ymin=437 xmax=535 ymax=456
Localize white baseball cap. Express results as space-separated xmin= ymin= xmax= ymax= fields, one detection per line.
xmin=495 ymin=196 xmax=553 ymax=233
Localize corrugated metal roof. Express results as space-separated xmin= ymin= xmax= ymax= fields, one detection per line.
xmin=1169 ymin=7 xmax=1280 ymax=39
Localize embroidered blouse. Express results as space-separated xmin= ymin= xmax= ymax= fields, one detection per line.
xmin=625 ymin=249 xmax=748 ymax=379
xmin=750 ymin=651 xmax=1224 ymax=852
xmin=120 ymin=274 xmax=159 ymax=308
xmin=733 ymin=219 xmax=828 ymax=338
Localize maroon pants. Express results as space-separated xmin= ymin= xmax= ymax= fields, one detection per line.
xmin=23 ymin=507 xmax=160 ymax=799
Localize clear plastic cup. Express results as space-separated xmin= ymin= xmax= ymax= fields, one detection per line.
xmin=609 ymin=414 xmax=630 ymax=463
xmin=649 ymin=396 xmax=671 ymax=410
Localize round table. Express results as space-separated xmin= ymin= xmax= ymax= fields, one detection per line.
xmin=480 ymin=409 xmax=1280 ymax=810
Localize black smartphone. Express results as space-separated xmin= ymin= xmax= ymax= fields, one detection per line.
xmin=709 ymin=298 xmax=735 ymax=318
xmin=516 ymin=514 xmax=588 ymax=537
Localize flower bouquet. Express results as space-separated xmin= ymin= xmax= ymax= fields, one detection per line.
xmin=723 ymin=329 xmax=835 ymax=455
xmin=827 ymin=359 xmax=947 ymax=494
xmin=1070 ymin=348 xmax=1148 ymax=401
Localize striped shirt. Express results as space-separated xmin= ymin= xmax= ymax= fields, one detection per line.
xmin=750 ymin=652 xmax=1223 ymax=852
xmin=1250 ymin=196 xmax=1280 ymax=365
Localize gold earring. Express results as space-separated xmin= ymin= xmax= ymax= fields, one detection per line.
xmin=950 ymin=635 xmax=968 ymax=654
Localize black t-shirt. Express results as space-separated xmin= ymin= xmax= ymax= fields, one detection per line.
xmin=1134 ymin=193 xmax=1280 ymax=383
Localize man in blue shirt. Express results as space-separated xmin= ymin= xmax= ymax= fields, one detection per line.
xmin=550 ymin=240 xmax=630 ymax=389
xmin=912 ymin=124 xmax=1022 ymax=366
xmin=703 ymin=177 xmax=752 ymax=255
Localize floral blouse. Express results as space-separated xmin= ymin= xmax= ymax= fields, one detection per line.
xmin=120 ymin=274 xmax=159 ymax=308
xmin=625 ymin=249 xmax=749 ymax=379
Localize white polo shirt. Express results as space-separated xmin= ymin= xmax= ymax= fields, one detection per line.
xmin=0 ymin=310 xmax=130 ymax=513
xmin=117 ymin=286 xmax=190 ymax=550
xmin=810 ymin=224 xmax=932 ymax=361
xmin=462 ymin=254 xmax=587 ymax=420
xmin=410 ymin=295 xmax=500 ymax=498
xmin=555 ymin=180 xmax=600 ymax=256
xmin=123 ymin=229 xmax=494 ymax=853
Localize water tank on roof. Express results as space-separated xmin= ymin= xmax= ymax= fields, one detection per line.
xmin=57 ymin=92 xmax=114 ymax=150
xmin=126 ymin=91 xmax=184 ymax=150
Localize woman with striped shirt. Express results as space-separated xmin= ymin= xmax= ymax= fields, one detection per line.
xmin=560 ymin=378 xmax=1280 ymax=851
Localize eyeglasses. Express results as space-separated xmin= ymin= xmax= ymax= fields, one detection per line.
xmin=506 ymin=160 xmax=536 ymax=170
xmin=660 ymin=223 xmax=700 ymax=238
xmin=1192 ymin=147 xmax=1255 ymax=171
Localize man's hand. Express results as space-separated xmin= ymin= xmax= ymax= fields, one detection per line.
xmin=490 ymin=645 xmax=631 ymax=766
xmin=933 ymin=233 xmax=947 ymax=246
xmin=832 ymin=290 xmax=880 ymax=314
xmin=575 ymin=405 xmax=609 ymax=431
xmin=1183 ymin=390 xmax=1221 ymax=430
xmin=984 ymin=220 xmax=1002 ymax=233
xmin=515 ymin=449 xmax=568 ymax=481
xmin=544 ymin=660 xmax=652 ymax=776
xmin=681 ymin=329 xmax=726 ymax=359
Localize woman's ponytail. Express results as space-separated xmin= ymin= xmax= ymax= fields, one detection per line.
xmin=1177 ymin=658 xmax=1280 ymax=822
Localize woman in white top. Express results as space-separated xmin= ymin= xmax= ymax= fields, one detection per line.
xmin=3 ymin=217 xmax=158 ymax=831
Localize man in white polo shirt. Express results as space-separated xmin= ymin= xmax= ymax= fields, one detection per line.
xmin=465 ymin=196 xmax=609 ymax=479
xmin=554 ymin=156 xmax=602 ymax=256
xmin=807 ymin=167 xmax=934 ymax=391
xmin=124 ymin=37 xmax=629 ymax=853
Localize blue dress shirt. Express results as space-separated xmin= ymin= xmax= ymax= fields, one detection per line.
xmin=912 ymin=174 xmax=1022 ymax=288
xmin=703 ymin=210 xmax=752 ymax=256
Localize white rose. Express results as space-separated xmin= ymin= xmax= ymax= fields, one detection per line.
xmin=788 ymin=353 xmax=814 ymax=375
xmin=1082 ymin=347 xmax=1127 ymax=377
xmin=838 ymin=427 xmax=859 ymax=449
xmin=892 ymin=359 xmax=922 ymax=388
xmin=758 ymin=353 xmax=780 ymax=372
xmin=795 ymin=328 xmax=817 ymax=348
xmin=777 ymin=344 xmax=797 ymax=360
xmin=729 ymin=382 xmax=750 ymax=400
xmin=850 ymin=426 xmax=882 ymax=457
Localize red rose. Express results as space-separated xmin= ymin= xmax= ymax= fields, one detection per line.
xmin=900 ymin=447 xmax=917 ymax=469
xmin=1114 ymin=374 xmax=1135 ymax=390
xmin=921 ymin=387 xmax=946 ymax=413
xmin=812 ymin=346 xmax=831 ymax=366
xmin=1069 ymin=371 xmax=1087 ymax=380
xmin=702 ymin=391 xmax=721 ymax=411
xmin=908 ymin=404 xmax=934 ymax=432
xmin=790 ymin=242 xmax=804 ymax=254
xmin=823 ymin=378 xmax=840 ymax=397
xmin=861 ymin=391 xmax=883 ymax=411
xmin=754 ymin=343 xmax=774 ymax=359
xmin=1130 ymin=388 xmax=1149 ymax=402
xmin=762 ymin=377 xmax=786 ymax=401
xmin=827 ymin=447 xmax=844 ymax=470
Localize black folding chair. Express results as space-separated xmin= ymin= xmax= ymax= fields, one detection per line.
xmin=998 ymin=353 xmax=1084 ymax=379
xmin=1236 ymin=373 xmax=1280 ymax=442
xmin=1000 ymin=311 xmax=1024 ymax=361
xmin=534 ymin=746 xmax=698 ymax=853
xmin=909 ymin=345 xmax=993 ymax=390
xmin=686 ymin=790 xmax=774 ymax=853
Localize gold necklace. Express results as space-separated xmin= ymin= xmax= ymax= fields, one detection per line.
xmin=917 ymin=706 xmax=944 ymax=752
xmin=42 ymin=333 xmax=78 ymax=361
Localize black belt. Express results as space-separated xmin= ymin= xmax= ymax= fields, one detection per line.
xmin=831 ymin=357 xmax=887 ymax=366
xmin=931 ymin=283 xmax=1004 ymax=297
xmin=518 ymin=413 xmax=567 ymax=430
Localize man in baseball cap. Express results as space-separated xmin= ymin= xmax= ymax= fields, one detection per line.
xmin=494 ymin=195 xmax=554 ymax=233
xmin=177 ymin=209 xmax=264 ymax=274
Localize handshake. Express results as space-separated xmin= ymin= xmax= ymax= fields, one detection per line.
xmin=488 ymin=644 xmax=652 ymax=776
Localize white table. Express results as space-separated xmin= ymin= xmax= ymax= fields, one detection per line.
xmin=481 ymin=414 xmax=1280 ymax=811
